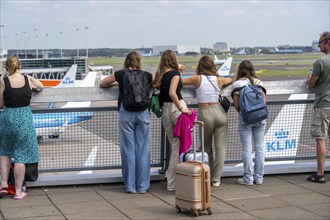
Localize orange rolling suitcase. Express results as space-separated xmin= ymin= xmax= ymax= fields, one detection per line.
xmin=175 ymin=121 xmax=212 ymax=217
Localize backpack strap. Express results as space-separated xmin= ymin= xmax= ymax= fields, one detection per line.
xmin=231 ymin=86 xmax=244 ymax=98
xmin=256 ymin=85 xmax=267 ymax=95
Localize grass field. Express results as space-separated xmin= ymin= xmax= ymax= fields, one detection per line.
xmin=89 ymin=53 xmax=323 ymax=77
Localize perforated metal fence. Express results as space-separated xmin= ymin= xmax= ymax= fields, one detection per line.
xmin=34 ymin=99 xmax=329 ymax=173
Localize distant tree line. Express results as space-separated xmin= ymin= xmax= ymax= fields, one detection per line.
xmin=7 ymin=45 xmax=315 ymax=59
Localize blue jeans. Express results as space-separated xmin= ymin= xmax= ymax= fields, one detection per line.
xmin=119 ymin=106 xmax=150 ymax=192
xmin=238 ymin=114 xmax=266 ymax=183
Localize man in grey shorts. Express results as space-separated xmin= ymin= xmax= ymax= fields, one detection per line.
xmin=307 ymin=31 xmax=330 ymax=183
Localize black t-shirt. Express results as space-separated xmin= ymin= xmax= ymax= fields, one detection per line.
xmin=114 ymin=69 xmax=153 ymax=109
xmin=160 ymin=70 xmax=183 ymax=103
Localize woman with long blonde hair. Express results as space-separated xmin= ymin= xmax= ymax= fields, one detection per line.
xmin=154 ymin=50 xmax=191 ymax=191
xmin=0 ymin=56 xmax=43 ymax=200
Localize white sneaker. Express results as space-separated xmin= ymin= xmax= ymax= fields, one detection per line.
xmin=212 ymin=181 xmax=220 ymax=187
xmin=255 ymin=180 xmax=263 ymax=185
xmin=237 ymin=178 xmax=253 ymax=186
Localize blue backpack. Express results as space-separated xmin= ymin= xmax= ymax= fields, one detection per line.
xmin=238 ymin=85 xmax=268 ymax=124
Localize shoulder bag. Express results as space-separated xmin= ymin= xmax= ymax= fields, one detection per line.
xmin=150 ymin=89 xmax=162 ymax=118
xmin=206 ymin=76 xmax=230 ymax=113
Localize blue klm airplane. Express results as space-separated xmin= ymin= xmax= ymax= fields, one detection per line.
xmin=33 ymin=70 xmax=97 ymax=140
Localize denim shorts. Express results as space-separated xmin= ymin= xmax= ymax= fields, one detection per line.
xmin=310 ymin=107 xmax=330 ymax=139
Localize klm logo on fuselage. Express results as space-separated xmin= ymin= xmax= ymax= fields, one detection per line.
xmin=62 ymin=77 xmax=74 ymax=85
xmin=266 ymin=129 xmax=296 ymax=151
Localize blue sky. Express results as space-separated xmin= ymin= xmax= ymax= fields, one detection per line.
xmin=0 ymin=0 xmax=329 ymax=50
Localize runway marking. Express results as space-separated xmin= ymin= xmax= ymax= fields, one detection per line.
xmin=79 ymin=146 xmax=98 ymax=175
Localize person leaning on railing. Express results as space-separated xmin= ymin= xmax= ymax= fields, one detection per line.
xmin=0 ymin=56 xmax=43 ymax=200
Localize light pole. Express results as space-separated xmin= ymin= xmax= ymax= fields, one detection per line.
xmin=15 ymin=33 xmax=18 ymax=56
xmin=59 ymin=31 xmax=63 ymax=58
xmin=76 ymin=28 xmax=79 ymax=57
xmin=23 ymin=31 xmax=27 ymax=59
xmin=45 ymin=33 xmax=48 ymax=58
xmin=34 ymin=28 xmax=38 ymax=58
xmin=35 ymin=35 xmax=38 ymax=59
xmin=84 ymin=26 xmax=89 ymax=58
xmin=27 ymin=37 xmax=30 ymax=58
xmin=0 ymin=24 xmax=4 ymax=51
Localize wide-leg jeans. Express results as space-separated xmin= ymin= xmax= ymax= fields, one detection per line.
xmin=119 ymin=106 xmax=150 ymax=192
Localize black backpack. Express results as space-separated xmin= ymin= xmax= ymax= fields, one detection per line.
xmin=122 ymin=69 xmax=151 ymax=111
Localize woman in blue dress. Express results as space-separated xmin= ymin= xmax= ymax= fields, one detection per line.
xmin=0 ymin=56 xmax=43 ymax=200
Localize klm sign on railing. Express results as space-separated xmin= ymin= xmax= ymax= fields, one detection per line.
xmin=267 ymin=129 xmax=296 ymax=152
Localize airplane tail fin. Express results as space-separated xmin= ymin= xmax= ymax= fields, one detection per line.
xmin=79 ymin=71 xmax=98 ymax=87
xmin=217 ymin=56 xmax=233 ymax=76
xmin=55 ymin=64 xmax=77 ymax=88
xmin=275 ymin=47 xmax=279 ymax=52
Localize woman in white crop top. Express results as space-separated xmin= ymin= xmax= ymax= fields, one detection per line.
xmin=182 ymin=55 xmax=232 ymax=187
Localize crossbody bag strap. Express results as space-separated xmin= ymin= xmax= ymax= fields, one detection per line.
xmin=205 ymin=75 xmax=225 ymax=97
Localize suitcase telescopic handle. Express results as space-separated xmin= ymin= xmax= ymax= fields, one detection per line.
xmin=193 ymin=121 xmax=205 ymax=163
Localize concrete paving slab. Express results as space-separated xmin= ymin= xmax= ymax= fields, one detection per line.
xmin=97 ymin=188 xmax=158 ymax=201
xmin=0 ymin=195 xmax=53 ymax=208
xmin=22 ymin=215 xmax=66 ymax=220
xmin=274 ymin=192 xmax=330 ymax=206
xmin=206 ymin=200 xmax=241 ymax=214
xmin=248 ymin=206 xmax=326 ymax=220
xmin=123 ymin=205 xmax=191 ymax=219
xmin=224 ymin=195 xmax=291 ymax=211
xmin=41 ymin=185 xmax=95 ymax=194
xmin=220 ymin=176 xmax=291 ymax=186
xmin=47 ymin=190 xmax=104 ymax=204
xmin=56 ymin=200 xmax=117 ymax=215
xmin=1 ymin=205 xmax=61 ymax=219
xmin=108 ymin=194 xmax=171 ymax=210
xmin=252 ymin=184 xmax=312 ymax=195
xmin=194 ymin=211 xmax=259 ymax=220
xmin=296 ymin=182 xmax=330 ymax=195
xmin=300 ymin=203 xmax=330 ymax=218
xmin=212 ymin=186 xmax=267 ymax=201
xmin=65 ymin=210 xmax=129 ymax=219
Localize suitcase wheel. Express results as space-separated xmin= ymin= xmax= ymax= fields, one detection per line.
xmin=193 ymin=209 xmax=199 ymax=217
xmin=176 ymin=205 xmax=181 ymax=213
xmin=207 ymin=208 xmax=212 ymax=215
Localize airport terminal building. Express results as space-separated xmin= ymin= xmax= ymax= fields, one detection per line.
xmin=152 ymin=45 xmax=200 ymax=56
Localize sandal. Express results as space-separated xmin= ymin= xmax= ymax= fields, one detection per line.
xmin=307 ymin=173 xmax=326 ymax=183
xmin=0 ymin=187 xmax=8 ymax=197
